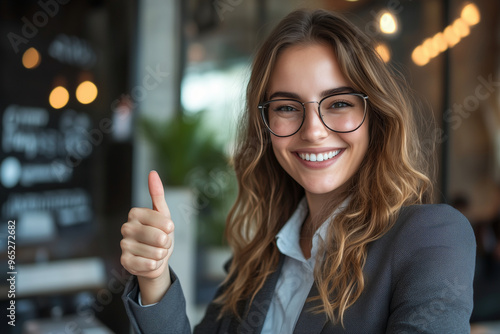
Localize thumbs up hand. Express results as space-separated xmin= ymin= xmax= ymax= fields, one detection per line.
xmin=121 ymin=171 xmax=174 ymax=304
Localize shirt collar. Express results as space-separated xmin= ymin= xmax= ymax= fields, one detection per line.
xmin=275 ymin=197 xmax=309 ymax=262
xmin=276 ymin=197 xmax=349 ymax=263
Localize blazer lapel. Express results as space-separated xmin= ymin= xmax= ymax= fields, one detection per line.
xmin=293 ymin=283 xmax=328 ymax=334
xmin=236 ymin=253 xmax=285 ymax=334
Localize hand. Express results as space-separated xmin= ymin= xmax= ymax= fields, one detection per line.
xmin=120 ymin=171 xmax=174 ymax=304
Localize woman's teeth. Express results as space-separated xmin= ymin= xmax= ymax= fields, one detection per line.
xmin=298 ymin=150 xmax=341 ymax=162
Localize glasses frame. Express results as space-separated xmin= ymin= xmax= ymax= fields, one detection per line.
xmin=258 ymin=92 xmax=369 ymax=137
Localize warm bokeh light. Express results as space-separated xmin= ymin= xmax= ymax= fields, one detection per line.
xmin=432 ymin=32 xmax=448 ymax=53
xmin=76 ymin=81 xmax=98 ymax=104
xmin=49 ymin=86 xmax=69 ymax=109
xmin=375 ymin=43 xmax=391 ymax=63
xmin=412 ymin=46 xmax=429 ymax=67
xmin=444 ymin=26 xmax=460 ymax=47
xmin=379 ymin=12 xmax=398 ymax=34
xmin=22 ymin=47 xmax=41 ymax=69
xmin=411 ymin=3 xmax=480 ymax=66
xmin=452 ymin=18 xmax=470 ymax=38
xmin=461 ymin=3 xmax=480 ymax=26
xmin=423 ymin=38 xmax=439 ymax=58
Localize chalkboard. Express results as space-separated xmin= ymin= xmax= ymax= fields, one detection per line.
xmin=0 ymin=22 xmax=101 ymax=249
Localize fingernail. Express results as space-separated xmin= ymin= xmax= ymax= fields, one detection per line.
xmin=167 ymin=222 xmax=174 ymax=232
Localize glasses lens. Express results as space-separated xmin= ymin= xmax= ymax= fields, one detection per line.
xmin=319 ymin=94 xmax=366 ymax=132
xmin=262 ymin=100 xmax=303 ymax=136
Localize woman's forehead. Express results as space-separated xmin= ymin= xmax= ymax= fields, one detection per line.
xmin=268 ymin=43 xmax=350 ymax=99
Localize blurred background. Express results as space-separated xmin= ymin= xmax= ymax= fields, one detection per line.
xmin=0 ymin=0 xmax=499 ymax=333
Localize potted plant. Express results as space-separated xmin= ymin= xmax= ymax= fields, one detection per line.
xmin=140 ymin=111 xmax=235 ymax=265
xmin=141 ymin=111 xmax=235 ymax=307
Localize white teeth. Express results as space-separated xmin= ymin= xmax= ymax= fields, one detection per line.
xmin=298 ymin=150 xmax=341 ymax=162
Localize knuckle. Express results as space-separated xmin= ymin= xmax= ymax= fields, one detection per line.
xmin=119 ymin=238 xmax=128 ymax=250
xmin=156 ymin=233 xmax=168 ymax=247
xmin=128 ymin=207 xmax=141 ymax=220
xmin=154 ymin=248 xmax=166 ymax=260
xmin=147 ymin=259 xmax=158 ymax=271
xmin=165 ymin=236 xmax=173 ymax=248
xmin=168 ymin=220 xmax=175 ymax=232
xmin=121 ymin=223 xmax=132 ymax=237
xmin=120 ymin=224 xmax=127 ymax=236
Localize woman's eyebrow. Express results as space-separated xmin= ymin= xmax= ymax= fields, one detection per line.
xmin=268 ymin=86 xmax=356 ymax=101
xmin=320 ymin=86 xmax=355 ymax=97
xmin=268 ymin=91 xmax=301 ymax=100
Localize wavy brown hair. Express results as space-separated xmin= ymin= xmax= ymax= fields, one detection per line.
xmin=214 ymin=9 xmax=434 ymax=325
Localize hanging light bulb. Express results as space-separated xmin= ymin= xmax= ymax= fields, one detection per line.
xmin=379 ymin=11 xmax=398 ymax=35
xmin=432 ymin=32 xmax=448 ymax=53
xmin=412 ymin=46 xmax=429 ymax=67
xmin=461 ymin=3 xmax=480 ymax=26
xmin=444 ymin=26 xmax=460 ymax=47
xmin=452 ymin=18 xmax=470 ymax=38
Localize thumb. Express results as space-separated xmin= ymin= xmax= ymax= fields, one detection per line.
xmin=148 ymin=171 xmax=171 ymax=217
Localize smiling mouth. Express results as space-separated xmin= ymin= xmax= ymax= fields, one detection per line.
xmin=298 ymin=150 xmax=341 ymax=162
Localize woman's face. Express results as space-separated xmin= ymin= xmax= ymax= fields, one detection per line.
xmin=268 ymin=43 xmax=369 ymax=200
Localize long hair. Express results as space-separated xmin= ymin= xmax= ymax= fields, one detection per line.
xmin=214 ymin=9 xmax=434 ymax=325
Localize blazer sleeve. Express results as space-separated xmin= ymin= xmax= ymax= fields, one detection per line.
xmin=122 ymin=260 xmax=234 ymax=334
xmin=386 ymin=204 xmax=476 ymax=334
xmin=122 ymin=267 xmax=192 ymax=334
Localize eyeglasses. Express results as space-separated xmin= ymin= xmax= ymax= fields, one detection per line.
xmin=258 ymin=93 xmax=369 ymax=137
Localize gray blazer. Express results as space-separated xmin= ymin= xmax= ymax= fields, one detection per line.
xmin=122 ymin=204 xmax=476 ymax=333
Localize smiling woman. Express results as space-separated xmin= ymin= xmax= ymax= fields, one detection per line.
xmin=121 ymin=8 xmax=476 ymax=334
xmin=266 ymin=43 xmax=370 ymax=211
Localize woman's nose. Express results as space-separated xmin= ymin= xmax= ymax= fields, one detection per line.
xmin=299 ymin=102 xmax=329 ymax=142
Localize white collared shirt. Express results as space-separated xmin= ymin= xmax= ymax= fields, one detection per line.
xmin=261 ymin=197 xmax=347 ymax=334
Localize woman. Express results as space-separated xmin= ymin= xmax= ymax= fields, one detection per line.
xmin=120 ymin=9 xmax=476 ymax=333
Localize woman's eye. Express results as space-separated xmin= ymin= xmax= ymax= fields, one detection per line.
xmin=330 ymin=101 xmax=351 ymax=108
xmin=275 ymin=105 xmax=298 ymax=112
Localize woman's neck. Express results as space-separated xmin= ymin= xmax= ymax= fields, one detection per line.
xmin=300 ymin=190 xmax=346 ymax=259
xmin=300 ymin=213 xmax=313 ymax=259
xmin=305 ymin=190 xmax=345 ymax=229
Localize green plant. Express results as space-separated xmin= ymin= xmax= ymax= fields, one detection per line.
xmin=141 ymin=111 xmax=236 ymax=246
xmin=141 ymin=112 xmax=226 ymax=186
